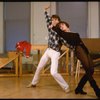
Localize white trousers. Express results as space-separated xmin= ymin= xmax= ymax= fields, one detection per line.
xmin=31 ymin=48 xmax=69 ymax=90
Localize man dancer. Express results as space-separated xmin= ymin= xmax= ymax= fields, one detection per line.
xmin=26 ymin=6 xmax=70 ymax=93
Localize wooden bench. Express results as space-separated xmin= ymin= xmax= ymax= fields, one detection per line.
xmin=0 ymin=51 xmax=19 ymax=77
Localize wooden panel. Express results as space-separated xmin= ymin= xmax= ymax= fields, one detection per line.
xmin=82 ymin=38 xmax=100 ymax=52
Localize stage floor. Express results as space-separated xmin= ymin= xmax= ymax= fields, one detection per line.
xmin=0 ymin=74 xmax=99 ymax=99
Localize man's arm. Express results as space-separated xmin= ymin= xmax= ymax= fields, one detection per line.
xmin=44 ymin=6 xmax=52 ymax=31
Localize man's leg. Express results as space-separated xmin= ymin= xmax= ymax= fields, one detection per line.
xmin=50 ymin=49 xmax=70 ymax=93
xmin=27 ymin=49 xmax=49 ymax=87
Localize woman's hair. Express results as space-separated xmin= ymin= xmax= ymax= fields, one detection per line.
xmin=51 ymin=15 xmax=61 ymax=21
xmin=57 ymin=21 xmax=70 ymax=28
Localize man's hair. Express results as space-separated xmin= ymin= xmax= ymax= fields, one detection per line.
xmin=51 ymin=15 xmax=61 ymax=21
xmin=58 ymin=21 xmax=70 ymax=28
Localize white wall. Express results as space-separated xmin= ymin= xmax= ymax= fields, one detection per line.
xmin=31 ymin=2 xmax=56 ymax=45
xmin=0 ymin=2 xmax=3 ymax=53
xmin=87 ymin=2 xmax=99 ymax=38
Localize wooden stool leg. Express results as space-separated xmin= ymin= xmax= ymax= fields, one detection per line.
xmin=75 ymin=59 xmax=80 ymax=79
xmin=13 ymin=57 xmax=18 ymax=76
xmin=70 ymin=50 xmax=74 ymax=76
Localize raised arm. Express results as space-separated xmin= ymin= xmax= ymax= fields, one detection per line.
xmin=44 ymin=6 xmax=52 ymax=31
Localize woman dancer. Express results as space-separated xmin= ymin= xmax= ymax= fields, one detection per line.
xmin=52 ymin=21 xmax=100 ymax=98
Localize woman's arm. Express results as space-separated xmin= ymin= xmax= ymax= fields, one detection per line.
xmin=52 ymin=26 xmax=67 ymax=38
xmin=52 ymin=26 xmax=82 ymax=46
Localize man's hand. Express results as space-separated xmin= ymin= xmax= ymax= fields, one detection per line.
xmin=44 ymin=5 xmax=50 ymax=11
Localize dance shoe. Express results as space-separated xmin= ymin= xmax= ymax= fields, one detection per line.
xmin=75 ymin=89 xmax=87 ymax=95
xmin=26 ymin=83 xmax=36 ymax=88
xmin=64 ymin=87 xmax=70 ymax=93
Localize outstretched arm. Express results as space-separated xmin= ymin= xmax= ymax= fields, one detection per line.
xmin=44 ymin=6 xmax=52 ymax=31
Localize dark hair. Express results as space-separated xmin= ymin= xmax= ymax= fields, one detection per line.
xmin=51 ymin=15 xmax=61 ymax=21
xmin=58 ymin=21 xmax=70 ymax=28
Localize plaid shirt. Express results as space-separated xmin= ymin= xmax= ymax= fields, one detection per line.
xmin=44 ymin=11 xmax=71 ymax=52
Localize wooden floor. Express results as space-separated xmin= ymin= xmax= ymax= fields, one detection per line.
xmin=0 ymin=74 xmax=100 ymax=99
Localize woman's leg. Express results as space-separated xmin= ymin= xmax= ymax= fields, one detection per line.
xmin=75 ymin=74 xmax=88 ymax=94
xmin=75 ymin=45 xmax=100 ymax=97
xmin=75 ymin=45 xmax=90 ymax=94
